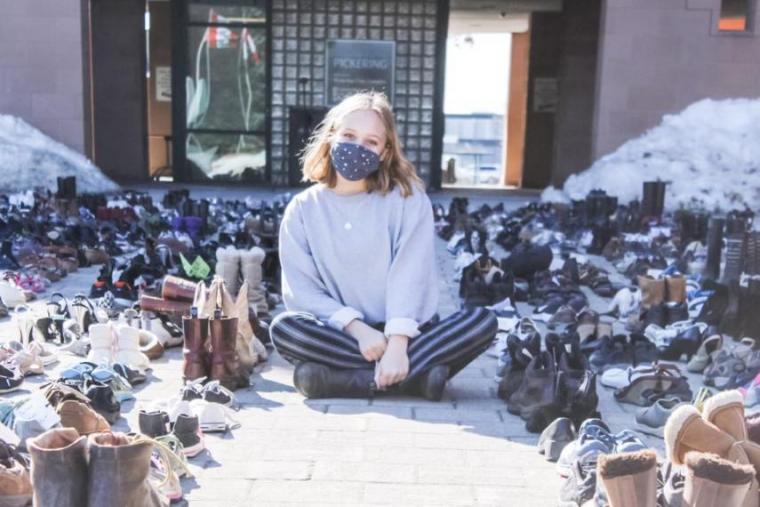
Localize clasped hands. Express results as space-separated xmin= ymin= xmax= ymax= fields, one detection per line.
xmin=345 ymin=320 xmax=409 ymax=390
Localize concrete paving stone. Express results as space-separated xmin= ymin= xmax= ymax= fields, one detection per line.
xmin=414 ymin=407 xmax=502 ymax=424
xmin=416 ymin=464 xmax=526 ymax=487
xmin=325 ymin=404 xmax=414 ymax=419
xmin=311 ymin=461 xmax=417 ymax=484
xmin=195 ymin=460 xmax=313 ymax=480
xmin=183 ymin=478 xmax=254 ymax=501
xmin=412 ymin=432 xmax=523 ymax=451
xmin=363 ymin=446 xmax=467 ymax=465
xmin=248 ymin=479 xmax=365 ymax=504
xmin=362 ymin=483 xmax=475 ymax=505
xmin=474 ymin=486 xmax=558 ymax=506
xmin=365 ymin=417 xmax=463 ymax=434
xmin=316 ymin=430 xmax=416 ymax=448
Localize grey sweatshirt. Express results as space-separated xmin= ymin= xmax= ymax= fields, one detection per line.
xmin=279 ymin=183 xmax=439 ymax=338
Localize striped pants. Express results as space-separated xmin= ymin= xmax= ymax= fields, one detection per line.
xmin=269 ymin=307 xmax=498 ymax=382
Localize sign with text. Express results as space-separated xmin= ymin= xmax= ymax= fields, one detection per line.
xmin=326 ymin=40 xmax=395 ymax=105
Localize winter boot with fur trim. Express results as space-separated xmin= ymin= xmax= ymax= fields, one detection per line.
xmin=664 ymin=405 xmax=746 ymax=465
xmin=215 ymin=246 xmax=241 ymax=298
xmin=597 ymin=449 xmax=657 ymax=507
xmin=240 ymin=247 xmax=268 ymax=317
xmin=683 ymin=451 xmax=755 ymax=507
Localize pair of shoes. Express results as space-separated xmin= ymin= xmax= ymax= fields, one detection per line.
xmin=139 ymin=407 xmax=205 ymax=458
xmin=587 ymin=333 xmax=658 ymax=372
xmin=179 ymin=378 xmax=235 ymax=407
xmin=664 ymin=390 xmax=760 ymax=506
xmin=613 ymin=362 xmax=692 ymax=406
xmin=216 ymin=245 xmax=269 ymax=316
xmin=86 ymin=321 xmax=151 ymax=373
xmin=638 ymin=274 xmax=686 ymax=309
xmin=28 ymin=428 xmax=169 ymax=506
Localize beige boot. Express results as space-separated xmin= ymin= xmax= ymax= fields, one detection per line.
xmin=637 ymin=275 xmax=666 ymax=309
xmin=597 ymin=449 xmax=657 ymax=507
xmin=703 ymin=390 xmax=760 ymax=506
xmin=239 ymin=247 xmax=268 ymax=317
xmin=666 ymin=275 xmax=687 ymax=304
xmin=233 ymin=281 xmax=267 ymax=367
xmin=215 ymin=246 xmax=240 ymax=298
xmin=57 ymin=400 xmax=110 ymax=436
xmin=683 ymin=451 xmax=755 ymax=507
xmin=665 ymin=405 xmax=745 ymax=465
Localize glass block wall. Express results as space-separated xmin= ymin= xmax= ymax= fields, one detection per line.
xmin=270 ymin=0 xmax=443 ymax=185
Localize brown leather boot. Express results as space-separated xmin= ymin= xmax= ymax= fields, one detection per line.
xmin=181 ymin=312 xmax=209 ymax=382
xmin=140 ymin=295 xmax=192 ymax=317
xmin=161 ymin=275 xmax=198 ymax=302
xmin=638 ymin=275 xmax=666 ymax=309
xmin=666 ymin=275 xmax=687 ymax=304
xmin=209 ymin=314 xmax=248 ymax=390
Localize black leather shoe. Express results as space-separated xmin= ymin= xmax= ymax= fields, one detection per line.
xmin=410 ymin=364 xmax=449 ymax=402
xmin=85 ymin=381 xmax=121 ymax=424
xmin=293 ymin=363 xmax=375 ymax=399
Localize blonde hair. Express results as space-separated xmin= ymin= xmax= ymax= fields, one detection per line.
xmin=300 ymin=92 xmax=423 ymax=197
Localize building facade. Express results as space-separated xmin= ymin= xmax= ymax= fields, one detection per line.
xmin=0 ymin=0 xmax=758 ymax=190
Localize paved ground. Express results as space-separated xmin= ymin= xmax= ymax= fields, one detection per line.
xmin=2 ymin=188 xmax=682 ymax=506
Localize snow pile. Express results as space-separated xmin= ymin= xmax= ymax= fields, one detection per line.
xmin=0 ymin=115 xmax=118 ymax=194
xmin=543 ymin=98 xmax=760 ymax=211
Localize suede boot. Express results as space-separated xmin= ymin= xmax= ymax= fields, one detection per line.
xmin=87 ymin=433 xmax=168 ymax=507
xmin=240 ymin=247 xmax=269 ymax=317
xmin=57 ymin=400 xmax=110 ymax=435
xmin=666 ymin=275 xmax=687 ymax=304
xmin=293 ymin=363 xmax=375 ymax=399
xmin=215 ymin=246 xmax=240 ymax=298
xmin=683 ymin=451 xmax=755 ymax=507
xmin=229 ymin=281 xmax=267 ymax=370
xmin=597 ymin=449 xmax=657 ymax=507
xmin=209 ymin=314 xmax=248 ymax=390
xmin=664 ymin=405 xmax=745 ymax=466
xmin=181 ymin=310 xmax=209 ymax=382
xmin=637 ymin=276 xmax=666 ymax=310
xmin=0 ymin=448 xmax=32 ymax=507
xmin=27 ymin=428 xmax=88 ymax=507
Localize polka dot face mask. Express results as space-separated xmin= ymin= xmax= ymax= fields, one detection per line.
xmin=330 ymin=142 xmax=381 ymax=181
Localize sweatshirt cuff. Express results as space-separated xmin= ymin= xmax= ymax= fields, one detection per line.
xmin=328 ymin=307 xmax=364 ymax=331
xmin=384 ymin=318 xmax=421 ymax=339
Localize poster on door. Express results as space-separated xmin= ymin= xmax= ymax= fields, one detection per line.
xmin=156 ymin=67 xmax=172 ymax=102
xmin=326 ymin=40 xmax=395 ymax=106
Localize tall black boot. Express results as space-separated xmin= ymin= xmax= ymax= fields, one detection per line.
xmin=398 ymin=364 xmax=449 ymax=401
xmin=705 ymin=218 xmax=724 ymax=281
xmin=293 ymin=363 xmax=375 ymax=399
xmin=653 ymin=181 xmax=666 ymax=219
xmin=641 ymin=182 xmax=657 ymax=221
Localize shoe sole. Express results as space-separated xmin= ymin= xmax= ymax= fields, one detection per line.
xmin=0 ymin=384 xmax=23 ymax=394
xmin=182 ymin=440 xmax=205 ymax=458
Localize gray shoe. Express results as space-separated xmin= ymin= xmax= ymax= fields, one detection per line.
xmin=547 ymin=305 xmax=577 ymax=329
xmin=537 ymin=417 xmax=576 ymax=461
xmin=634 ymin=397 xmax=685 ymax=438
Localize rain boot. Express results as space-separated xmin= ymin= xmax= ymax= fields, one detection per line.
xmin=704 ymin=218 xmax=725 ymax=280
xmin=87 ymin=432 xmax=168 ymax=507
xmin=27 ymin=428 xmax=88 ymax=507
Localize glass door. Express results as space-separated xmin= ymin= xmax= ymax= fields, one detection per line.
xmin=174 ymin=0 xmax=269 ymax=183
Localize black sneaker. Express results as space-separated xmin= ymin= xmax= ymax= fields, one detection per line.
xmin=112 ymin=363 xmax=146 ymax=385
xmin=0 ymin=364 xmax=23 ymax=393
xmin=138 ymin=410 xmax=169 ymax=438
xmin=85 ymin=381 xmax=121 ymax=424
xmin=180 ymin=379 xmax=204 ymax=402
xmin=112 ymin=280 xmax=136 ymax=303
xmin=202 ymin=381 xmax=234 ymax=406
xmin=172 ymin=413 xmax=204 ymax=458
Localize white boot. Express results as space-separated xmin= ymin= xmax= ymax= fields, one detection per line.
xmin=113 ymin=324 xmax=150 ymax=372
xmin=239 ymin=247 xmax=268 ymax=317
xmin=215 ymin=246 xmax=241 ymax=298
xmin=86 ymin=323 xmax=115 ymax=365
